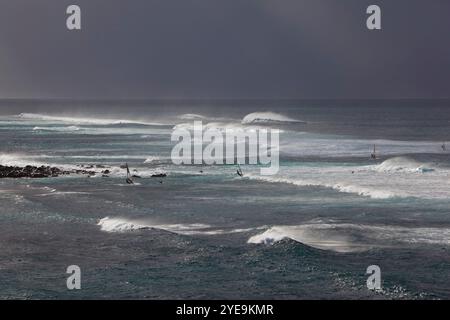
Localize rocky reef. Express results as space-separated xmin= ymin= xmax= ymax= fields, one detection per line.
xmin=0 ymin=165 xmax=96 ymax=179
xmin=0 ymin=164 xmax=166 ymax=179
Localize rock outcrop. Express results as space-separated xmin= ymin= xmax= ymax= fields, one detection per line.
xmin=0 ymin=165 xmax=96 ymax=179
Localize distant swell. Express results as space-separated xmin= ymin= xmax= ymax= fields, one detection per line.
xmin=178 ymin=113 xmax=206 ymax=120
xmin=18 ymin=113 xmax=164 ymax=126
xmin=33 ymin=126 xmax=81 ymax=132
xmin=242 ymin=112 xmax=305 ymax=125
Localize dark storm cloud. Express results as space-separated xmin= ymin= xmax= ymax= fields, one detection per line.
xmin=0 ymin=0 xmax=449 ymax=99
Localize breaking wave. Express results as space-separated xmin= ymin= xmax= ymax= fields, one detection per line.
xmin=33 ymin=126 xmax=81 ymax=132
xmin=98 ymin=217 xmax=213 ymax=234
xmin=0 ymin=153 xmax=48 ymax=167
xmin=0 ymin=153 xmax=166 ymax=178
xmin=143 ymin=156 xmax=160 ymax=164
xmin=248 ymin=222 xmax=450 ymax=252
xmin=18 ymin=113 xmax=165 ymax=126
xmin=373 ymin=156 xmax=436 ymax=173
xmin=97 ymin=217 xmax=264 ymax=236
xmin=242 ymin=112 xmax=305 ymax=125
xmin=178 ymin=113 xmax=206 ymax=120
xmin=245 ymin=174 xmax=404 ymax=199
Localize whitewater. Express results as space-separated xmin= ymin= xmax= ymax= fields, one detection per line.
xmin=1 ymin=104 xmax=450 ymax=299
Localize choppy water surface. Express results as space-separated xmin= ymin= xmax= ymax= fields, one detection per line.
xmin=1 ymin=104 xmax=450 ymax=299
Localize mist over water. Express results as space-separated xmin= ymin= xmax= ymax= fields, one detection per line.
xmin=1 ymin=100 xmax=450 ymax=299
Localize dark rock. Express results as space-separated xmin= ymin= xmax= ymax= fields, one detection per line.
xmin=151 ymin=173 xmax=167 ymax=178
xmin=0 ymin=164 xmax=96 ymax=179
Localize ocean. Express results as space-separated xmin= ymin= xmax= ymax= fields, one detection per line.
xmin=0 ymin=100 xmax=449 ymax=299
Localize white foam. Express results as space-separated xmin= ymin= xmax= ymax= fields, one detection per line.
xmin=42 ymin=186 xmax=57 ymax=193
xmin=245 ymin=173 xmax=405 ymax=199
xmin=18 ymin=113 xmax=165 ymax=126
xmin=0 ymin=153 xmax=48 ymax=167
xmin=61 ymin=155 xmax=164 ymax=161
xmin=98 ymin=217 xmax=213 ymax=234
xmin=0 ymin=153 xmax=99 ymax=174
xmin=330 ymin=183 xmax=402 ymax=199
xmin=248 ymin=222 xmax=450 ymax=252
xmin=33 ymin=126 xmax=81 ymax=132
xmin=0 ymin=152 xmax=170 ymax=179
xmin=279 ymin=133 xmax=446 ymax=158
xmin=144 ymin=156 xmax=160 ymax=164
xmin=245 ymin=156 xmax=450 ymax=200
xmin=98 ymin=217 xmax=148 ymax=232
xmin=178 ymin=113 xmax=206 ymax=120
xmin=374 ymin=156 xmax=435 ymax=173
xmin=248 ymin=225 xmax=361 ymax=253
xmin=242 ymin=112 xmax=304 ymax=124
xmin=97 ymin=217 xmax=264 ymax=236
xmin=38 ymin=191 xmax=90 ymax=196
xmin=173 ymin=121 xmax=255 ymax=132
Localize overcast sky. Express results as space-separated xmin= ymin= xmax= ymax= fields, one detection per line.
xmin=0 ymin=0 xmax=449 ymax=100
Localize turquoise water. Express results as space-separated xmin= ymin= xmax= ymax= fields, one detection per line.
xmin=0 ymin=104 xmax=450 ymax=299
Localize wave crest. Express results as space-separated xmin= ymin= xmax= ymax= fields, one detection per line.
xmin=248 ymin=225 xmax=362 ymax=253
xmin=242 ymin=112 xmax=304 ymax=125
xmin=246 ymin=174 xmax=404 ymax=199
xmin=248 ymin=222 xmax=450 ymax=252
xmin=33 ymin=126 xmax=81 ymax=132
xmin=98 ymin=217 xmax=213 ymax=234
xmin=178 ymin=113 xmax=206 ymax=120
xmin=18 ymin=113 xmax=164 ymax=126
xmin=374 ymin=157 xmax=435 ymax=173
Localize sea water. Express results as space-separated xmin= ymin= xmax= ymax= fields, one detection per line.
xmin=0 ymin=101 xmax=449 ymax=299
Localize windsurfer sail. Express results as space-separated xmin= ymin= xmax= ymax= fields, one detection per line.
xmin=236 ymin=163 xmax=244 ymax=177
xmin=125 ymin=163 xmax=134 ymax=184
xmin=370 ymin=144 xmax=377 ymax=160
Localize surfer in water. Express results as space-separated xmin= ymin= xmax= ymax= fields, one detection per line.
xmin=442 ymin=143 xmax=446 ymax=151
xmin=236 ymin=163 xmax=244 ymax=177
xmin=370 ymin=144 xmax=377 ymax=160
xmin=125 ymin=163 xmax=134 ymax=184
